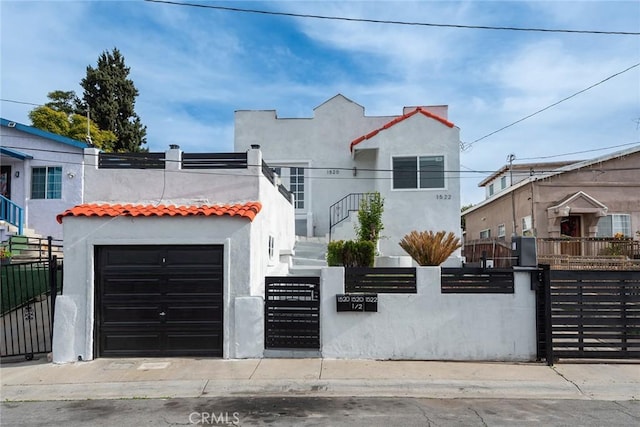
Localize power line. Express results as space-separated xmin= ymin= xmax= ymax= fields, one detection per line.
xmin=462 ymin=62 xmax=640 ymax=150
xmin=1 ymin=144 xmax=637 ymax=179
xmin=143 ymin=0 xmax=640 ymax=36
xmin=0 ymin=98 xmax=42 ymax=107
xmin=516 ymin=142 xmax=640 ymax=161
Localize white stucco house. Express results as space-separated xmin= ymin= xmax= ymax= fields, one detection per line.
xmin=0 ymin=118 xmax=89 ymax=240
xmin=234 ymin=94 xmax=462 ymax=257
xmin=52 ymin=146 xmax=295 ymax=362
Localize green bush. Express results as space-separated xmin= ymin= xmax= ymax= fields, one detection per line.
xmin=327 ymin=240 xmax=345 ymax=266
xmin=327 ymin=240 xmax=375 ymax=267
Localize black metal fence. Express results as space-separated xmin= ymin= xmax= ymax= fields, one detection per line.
xmin=345 ymin=267 xmax=417 ymax=294
xmin=264 ymin=276 xmax=320 ymax=350
xmin=182 ymin=152 xmax=248 ymax=169
xmin=536 ymin=266 xmax=640 ymax=364
xmin=441 ymin=268 xmax=515 ymax=294
xmin=1 ymin=257 xmax=63 ymax=359
xmin=98 ymin=152 xmax=165 ymax=169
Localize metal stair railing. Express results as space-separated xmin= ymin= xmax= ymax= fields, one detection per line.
xmin=0 ymin=195 xmax=24 ymax=235
xmin=329 ymin=193 xmax=372 ymax=240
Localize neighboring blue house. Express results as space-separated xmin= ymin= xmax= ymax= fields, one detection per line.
xmin=0 ymin=118 xmax=89 ymax=240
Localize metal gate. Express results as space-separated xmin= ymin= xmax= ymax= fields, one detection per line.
xmin=537 ymin=266 xmax=640 ymax=363
xmin=1 ymin=257 xmax=63 ymax=360
xmin=264 ymin=276 xmax=320 ymax=350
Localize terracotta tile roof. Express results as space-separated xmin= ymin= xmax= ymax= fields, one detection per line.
xmin=350 ymin=107 xmax=455 ymax=152
xmin=56 ymin=202 xmax=262 ymax=223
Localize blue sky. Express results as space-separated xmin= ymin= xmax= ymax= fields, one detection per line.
xmin=1 ymin=0 xmax=639 ymax=205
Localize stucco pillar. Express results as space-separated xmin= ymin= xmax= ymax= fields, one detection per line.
xmin=247 ymin=146 xmax=262 ymax=177
xmin=84 ymin=148 xmax=100 ymax=169
xmin=165 ymin=146 xmax=182 ymax=170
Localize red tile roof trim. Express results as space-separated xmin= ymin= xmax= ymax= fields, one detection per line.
xmin=350 ymin=107 xmax=455 ymax=152
xmin=56 ymin=202 xmax=262 ymax=223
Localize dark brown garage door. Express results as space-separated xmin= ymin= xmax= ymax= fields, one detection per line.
xmin=95 ymin=245 xmax=223 ymax=357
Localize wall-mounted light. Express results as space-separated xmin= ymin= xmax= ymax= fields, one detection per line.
xmin=14 ymin=171 xmax=19 ymax=178
xmin=250 ymin=144 xmax=260 ymax=149
xmin=67 ymin=172 xmax=75 ymax=179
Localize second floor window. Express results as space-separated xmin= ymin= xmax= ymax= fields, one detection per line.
xmin=289 ymin=167 xmax=304 ymax=209
xmin=392 ymin=155 xmax=445 ymax=189
xmin=597 ymin=214 xmax=631 ymax=237
xmin=31 ymin=166 xmax=62 ymax=199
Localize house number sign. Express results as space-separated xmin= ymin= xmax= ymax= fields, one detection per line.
xmin=336 ymin=294 xmax=378 ymax=312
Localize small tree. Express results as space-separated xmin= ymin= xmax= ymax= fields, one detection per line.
xmin=399 ymin=230 xmax=461 ymax=266
xmin=356 ymin=192 xmax=384 ymax=244
xmin=29 ymin=105 xmax=117 ymax=151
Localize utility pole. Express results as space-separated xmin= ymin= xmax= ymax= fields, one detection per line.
xmin=508 ymin=153 xmax=517 ymax=238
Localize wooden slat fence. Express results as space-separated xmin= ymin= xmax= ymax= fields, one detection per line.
xmin=345 ymin=267 xmax=417 ymax=294
xmin=545 ymin=269 xmax=640 ymax=360
xmin=441 ymin=268 xmax=514 ymax=294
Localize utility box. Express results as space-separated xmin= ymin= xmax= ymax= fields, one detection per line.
xmin=512 ymin=236 xmax=537 ymax=267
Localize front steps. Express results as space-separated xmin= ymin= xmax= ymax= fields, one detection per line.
xmin=288 ymin=236 xmax=328 ymax=277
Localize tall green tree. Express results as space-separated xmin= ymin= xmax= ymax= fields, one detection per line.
xmin=80 ymin=48 xmax=147 ymax=152
xmin=44 ymin=90 xmax=81 ymax=115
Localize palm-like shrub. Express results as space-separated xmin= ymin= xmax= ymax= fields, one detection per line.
xmin=399 ymin=230 xmax=461 ymax=266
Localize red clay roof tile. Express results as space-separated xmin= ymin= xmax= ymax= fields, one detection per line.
xmin=350 ymin=107 xmax=455 ymax=152
xmin=56 ymin=202 xmax=262 ymax=223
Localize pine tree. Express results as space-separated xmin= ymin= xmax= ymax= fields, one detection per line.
xmin=80 ymin=48 xmax=147 ymax=152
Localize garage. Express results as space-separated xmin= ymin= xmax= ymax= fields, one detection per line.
xmin=95 ymin=245 xmax=224 ymax=357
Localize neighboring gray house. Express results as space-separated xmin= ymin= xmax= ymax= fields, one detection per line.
xmin=234 ymin=94 xmax=462 ymax=258
xmin=463 ymin=145 xmax=640 ymax=251
xmin=0 ymin=118 xmax=89 ymax=240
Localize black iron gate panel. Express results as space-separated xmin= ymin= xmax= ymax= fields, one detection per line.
xmin=1 ymin=258 xmax=62 ymax=360
xmin=265 ymin=276 xmax=320 ymax=350
xmin=539 ymin=268 xmax=640 ymax=362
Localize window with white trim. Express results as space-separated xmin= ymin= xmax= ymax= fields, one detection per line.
xmin=480 ymin=229 xmax=491 ymax=239
xmin=500 ymin=176 xmax=507 ymax=189
xmin=597 ymin=214 xmax=631 ymax=237
xmin=392 ymin=155 xmax=445 ymax=189
xmin=497 ymin=224 xmax=506 ymax=238
xmin=488 ymin=183 xmax=494 ymax=196
xmin=31 ymin=166 xmax=62 ymax=199
xmin=289 ymin=167 xmax=304 ymax=209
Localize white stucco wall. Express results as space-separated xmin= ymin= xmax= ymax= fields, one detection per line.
xmin=53 ymin=146 xmax=295 ymax=362
xmin=0 ymin=126 xmax=85 ymax=239
xmin=321 ymin=267 xmax=537 ymax=361
xmin=234 ymin=95 xmax=461 ymax=257
xmin=54 ymin=215 xmax=256 ymax=362
xmin=372 ymin=115 xmax=461 ymax=256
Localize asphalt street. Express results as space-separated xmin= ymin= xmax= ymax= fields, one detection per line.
xmin=2 ymin=396 xmax=640 ymax=427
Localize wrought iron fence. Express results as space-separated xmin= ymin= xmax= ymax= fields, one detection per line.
xmin=1 ymin=257 xmax=63 ymax=359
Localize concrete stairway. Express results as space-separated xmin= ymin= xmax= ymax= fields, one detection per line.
xmin=288 ymin=236 xmax=328 ymax=277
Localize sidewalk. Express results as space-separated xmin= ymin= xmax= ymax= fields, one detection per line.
xmin=1 ymin=357 xmax=638 ymax=402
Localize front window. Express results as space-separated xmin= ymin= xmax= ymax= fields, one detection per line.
xmin=392 ymin=155 xmax=444 ymax=189
xmin=500 ymin=176 xmax=507 ymax=189
xmin=480 ymin=229 xmax=491 ymax=239
xmin=488 ymin=183 xmax=494 ymax=196
xmin=497 ymin=224 xmax=506 ymax=238
xmin=31 ymin=166 xmax=62 ymax=199
xmin=597 ymin=214 xmax=631 ymax=237
xmin=289 ymin=167 xmax=304 ymax=209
